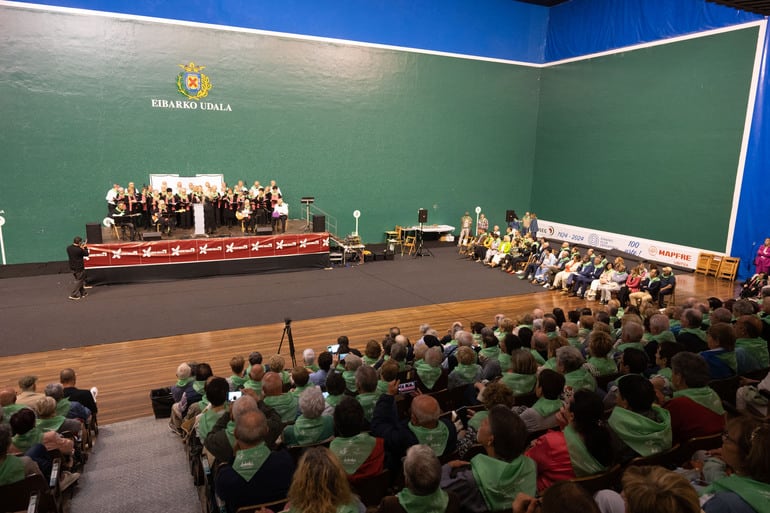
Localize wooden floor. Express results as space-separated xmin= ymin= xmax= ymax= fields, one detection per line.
xmin=0 ymin=272 xmax=739 ymax=426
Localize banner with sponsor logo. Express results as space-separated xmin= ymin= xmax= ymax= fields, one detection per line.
xmin=84 ymin=233 xmax=329 ymax=268
xmin=536 ymin=220 xmax=718 ymax=270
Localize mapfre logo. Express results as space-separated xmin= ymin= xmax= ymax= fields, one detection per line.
xmin=177 ymin=62 xmax=212 ymax=100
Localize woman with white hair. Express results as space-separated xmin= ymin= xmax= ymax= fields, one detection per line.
xmin=282 ymin=387 xmax=333 ymax=446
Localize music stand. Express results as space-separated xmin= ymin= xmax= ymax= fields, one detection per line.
xmin=301 ymin=197 xmax=314 ymax=232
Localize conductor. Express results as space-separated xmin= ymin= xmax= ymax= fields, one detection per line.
xmin=67 ymin=236 xmax=90 ymax=301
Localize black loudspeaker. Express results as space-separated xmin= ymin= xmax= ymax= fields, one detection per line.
xmin=312 ymin=215 xmax=326 ymax=233
xmin=143 ymin=231 xmax=162 ymax=241
xmin=506 ymin=210 xmax=517 ymax=223
xmin=418 ymin=209 xmax=428 ymax=223
xmin=256 ymin=226 xmax=273 ymax=235
xmin=85 ymin=223 xmax=102 ymax=244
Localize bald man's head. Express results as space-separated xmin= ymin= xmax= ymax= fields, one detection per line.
xmin=234 ymin=409 xmax=268 ymax=447
xmin=261 ymin=372 xmax=282 ymax=396
xmin=249 ymin=364 xmax=265 ymax=382
xmin=0 ymin=388 xmax=16 ymax=407
xmin=410 ymin=395 xmax=440 ymax=428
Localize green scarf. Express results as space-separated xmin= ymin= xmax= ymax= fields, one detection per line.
xmin=54 ymin=397 xmax=71 ymax=417
xmin=415 ymin=362 xmax=442 ymax=390
xmin=680 ymin=327 xmax=707 ymax=342
xmin=608 ymin=406 xmax=672 ymax=457
xmin=715 ymin=350 xmax=738 ymax=373
xmin=650 ymin=331 xmax=676 ymax=344
xmin=501 ymin=373 xmax=537 ymax=395
xmin=452 ymin=363 xmax=481 ymax=384
xmin=279 ymin=370 xmax=291 ymax=385
xmin=192 ymin=380 xmax=206 ymax=395
xmin=197 ymin=407 xmax=226 ymax=440
xmin=330 ymin=433 xmax=376 ymax=475
xmin=357 ymin=392 xmax=379 ymax=421
xmin=530 ymin=349 xmax=546 ymax=365
xmin=243 ymin=379 xmax=262 ymax=396
xmin=736 ymin=338 xmax=770 ymax=367
xmin=541 ymin=357 xmax=558 ymax=371
xmin=656 ymin=367 xmax=673 ymax=380
xmin=616 ymin=342 xmax=644 ymax=353
xmin=12 ymin=427 xmax=43 ymax=452
xmin=229 ymin=374 xmax=247 ymax=389
xmin=565 ymin=368 xmax=596 ymax=392
xmin=480 ymin=346 xmax=500 ymax=361
xmin=468 ymin=410 xmax=488 ymax=431
xmin=342 ymin=370 xmax=357 ymax=393
xmin=563 ymin=425 xmax=606 ymax=476
xmin=232 ymin=443 xmax=270 ymax=481
xmin=669 ymin=320 xmax=681 ymax=331
xmin=376 ymin=380 xmax=390 ymax=396
xmin=224 ymin=419 xmax=237 ymax=447
xmin=2 ymin=404 xmax=27 ymax=420
xmin=673 ymin=387 xmax=725 ymax=415
xmin=531 ymin=397 xmax=563 ymax=418
xmin=363 ymin=355 xmax=379 ymax=367
xmin=264 ymin=394 xmax=298 ymax=423
xmin=470 ymin=454 xmax=537 ymax=511
xmin=408 ymin=422 xmax=449 ymax=457
xmin=497 ymin=353 xmax=512 ymax=372
xmin=0 ymin=456 xmax=25 ymax=486
xmin=567 ymin=337 xmax=582 ymax=349
xmin=288 ymin=415 xmax=334 ymax=446
xmin=175 ymin=376 xmax=194 ymax=387
xmin=290 ymin=384 xmax=310 ymax=398
xmin=288 ymin=503 xmax=360 ymax=513
xmin=587 ymin=356 xmax=618 ymax=376
xmin=703 ymin=474 xmax=770 ymax=513
xmin=326 ymin=394 xmax=344 ymax=408
xmin=397 ymin=487 xmax=449 ymax=513
xmin=37 ymin=416 xmax=65 ymax=432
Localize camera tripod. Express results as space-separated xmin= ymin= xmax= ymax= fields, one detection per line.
xmin=277 ymin=318 xmax=297 ymax=367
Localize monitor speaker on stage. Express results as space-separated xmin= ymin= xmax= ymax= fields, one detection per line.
xmin=143 ymin=231 xmax=162 ymax=241
xmin=312 ymin=215 xmax=326 ymax=233
xmin=418 ymin=209 xmax=428 ymax=223
xmin=505 ymin=210 xmax=517 ymax=223
xmin=85 ymin=223 xmax=102 ymax=244
xmin=256 ymin=226 xmax=273 ymax=235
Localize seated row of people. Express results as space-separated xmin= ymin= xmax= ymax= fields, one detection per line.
xmin=0 ymin=368 xmax=99 ymax=497
xmin=163 ymin=295 xmax=769 ymax=513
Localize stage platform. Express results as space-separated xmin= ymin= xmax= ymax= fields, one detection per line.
xmin=85 ymin=232 xmax=330 ymax=284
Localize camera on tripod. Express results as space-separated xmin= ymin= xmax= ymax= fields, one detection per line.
xmin=284 ymin=317 xmax=292 ymax=326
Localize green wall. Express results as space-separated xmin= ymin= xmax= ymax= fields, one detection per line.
xmin=0 ymin=6 xmax=540 ymax=264
xmin=533 ymin=27 xmax=758 ymax=250
xmin=0 ymin=5 xmax=759 ymax=265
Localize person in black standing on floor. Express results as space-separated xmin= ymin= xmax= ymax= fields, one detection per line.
xmin=67 ymin=236 xmax=90 ymax=301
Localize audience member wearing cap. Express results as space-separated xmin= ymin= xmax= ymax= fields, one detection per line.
xmin=15 ymin=376 xmax=44 ymax=413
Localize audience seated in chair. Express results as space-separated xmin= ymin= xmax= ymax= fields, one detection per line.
xmin=35 ymin=397 xmax=82 ymax=437
xmin=378 ymin=444 xmax=460 ymax=513
xmin=262 ymin=372 xmax=299 ymax=424
xmin=323 ymin=370 xmax=347 ymax=416
xmin=608 ymin=374 xmax=672 ymax=464
xmin=441 ymin=405 xmax=536 ymax=513
xmin=371 ymin=390 xmax=457 ymax=467
xmin=15 ymin=376 xmax=45 ymax=414
xmin=330 ymin=396 xmax=385 ymax=484
xmin=735 ymin=315 xmax=770 ymax=374
xmin=194 ymin=377 xmax=229 ymax=441
xmin=60 ymin=368 xmax=98 ymax=417
xmin=214 ymin=406 xmax=295 ymax=513
xmin=594 ymin=465 xmax=701 ymax=513
xmin=282 ymin=387 xmax=333 ymax=447
xmin=527 ymin=390 xmax=613 ymax=492
xmin=284 ymin=446 xmax=365 ymax=513
xmin=700 ymin=322 xmax=738 ymax=380
xmin=517 ymin=369 xmax=565 ymax=433
xmin=456 ymin=381 xmax=514 ymax=459
xmin=557 ymin=346 xmax=597 ymax=393
xmin=664 ymin=351 xmax=726 ymax=445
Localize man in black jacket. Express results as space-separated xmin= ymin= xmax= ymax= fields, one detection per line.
xmin=66 ymin=236 xmax=89 ymax=300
